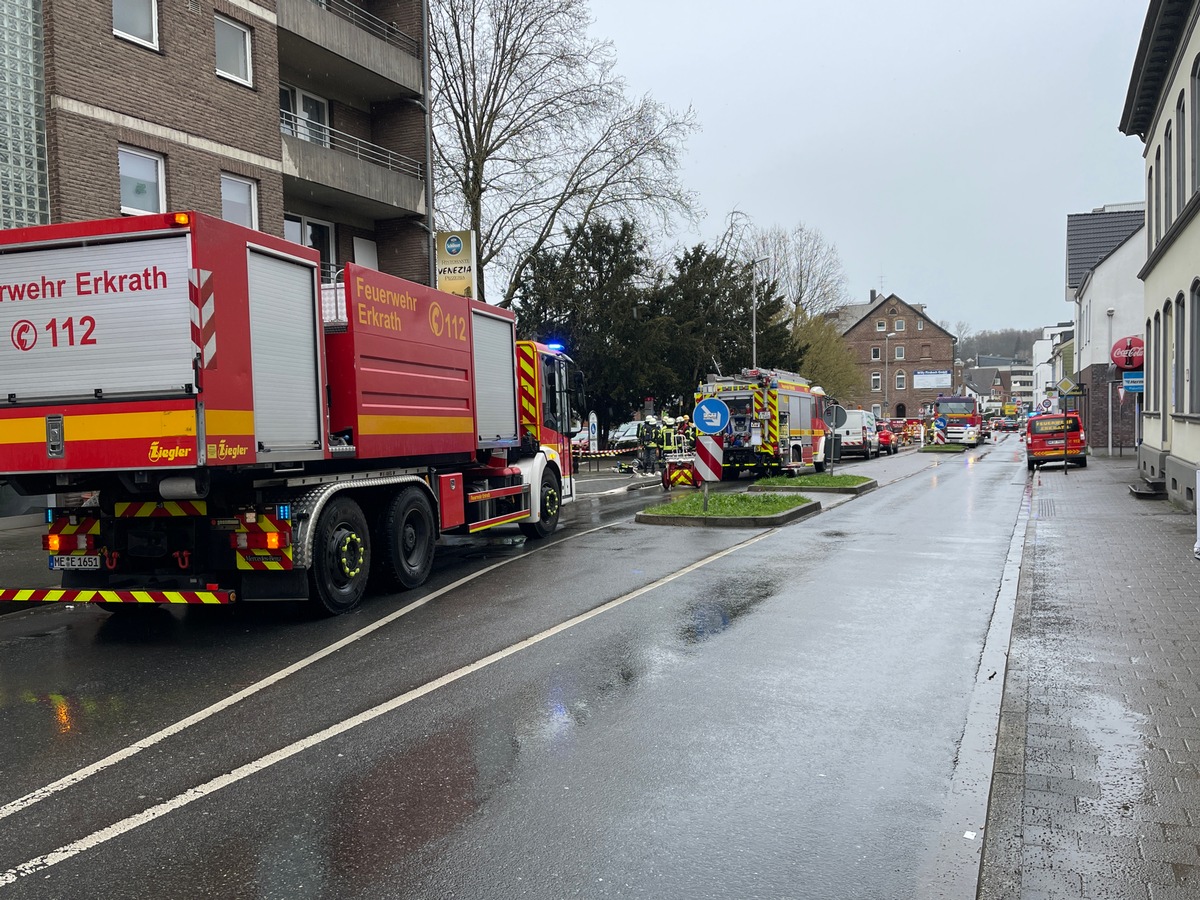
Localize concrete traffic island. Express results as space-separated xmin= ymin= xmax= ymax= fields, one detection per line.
xmin=747 ymin=479 xmax=877 ymax=496
xmin=635 ymin=496 xmax=822 ymax=528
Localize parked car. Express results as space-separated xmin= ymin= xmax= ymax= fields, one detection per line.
xmin=608 ymin=421 xmax=641 ymax=450
xmin=571 ymin=428 xmax=590 ymax=452
xmin=877 ymin=422 xmax=899 ymax=455
xmin=833 ymin=409 xmax=880 ymax=459
xmin=1025 ymin=411 xmax=1086 ymax=470
xmin=1001 ymin=417 xmax=1019 ymax=432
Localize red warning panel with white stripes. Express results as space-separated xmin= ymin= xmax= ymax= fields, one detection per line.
xmin=694 ymin=435 xmax=724 ymax=482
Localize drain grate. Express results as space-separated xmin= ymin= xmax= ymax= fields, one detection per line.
xmin=1038 ymin=498 xmax=1055 ymax=519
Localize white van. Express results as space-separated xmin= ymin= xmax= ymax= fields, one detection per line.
xmin=835 ymin=410 xmax=880 ymax=459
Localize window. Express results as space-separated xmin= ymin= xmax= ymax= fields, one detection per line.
xmin=221 ymin=174 xmax=257 ymax=228
xmin=114 ymin=0 xmax=157 ymax=49
xmin=1176 ymin=294 xmax=1186 ymax=413
xmin=894 ymin=319 xmax=905 ymax=331
xmin=280 ymin=84 xmax=329 ymax=146
xmin=1148 ymin=169 xmax=1155 ymax=252
xmin=875 ymin=320 xmax=886 ymax=331
xmin=215 ymin=15 xmax=252 ymax=86
xmin=917 ymin=319 xmax=924 ymax=331
xmin=1147 ymin=316 xmax=1156 ymax=410
xmin=119 ymin=146 xmax=164 ymax=214
xmin=285 ymin=214 xmax=334 ymax=281
xmin=1191 ymin=282 xmax=1200 ymax=413
xmin=1177 ymin=92 xmax=1187 ymax=212
xmin=1155 ymin=148 xmax=1162 ymax=243
xmin=871 ymin=404 xmax=882 ymax=418
xmin=1166 ymin=124 xmax=1174 ymax=225
xmin=895 ymin=346 xmax=905 ymax=360
xmin=1192 ymin=58 xmax=1200 ymax=195
xmin=871 ymin=372 xmax=881 ymax=391
xmin=1152 ymin=311 xmax=1161 ymax=411
xmin=871 ymin=347 xmax=881 ymax=360
xmin=895 ymin=371 xmax=906 ymax=391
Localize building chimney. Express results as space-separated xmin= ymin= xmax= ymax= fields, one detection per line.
xmin=870 ymin=289 xmax=877 ymax=302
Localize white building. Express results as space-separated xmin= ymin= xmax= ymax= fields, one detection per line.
xmin=1120 ymin=1 xmax=1200 ymax=508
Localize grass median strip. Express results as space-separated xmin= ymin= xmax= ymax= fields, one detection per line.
xmin=755 ymin=474 xmax=871 ymax=488
xmin=919 ymin=443 xmax=969 ymax=452
xmin=642 ymin=491 xmax=812 ymax=517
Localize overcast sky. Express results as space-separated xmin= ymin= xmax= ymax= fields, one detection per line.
xmin=589 ymin=0 xmax=1149 ymax=333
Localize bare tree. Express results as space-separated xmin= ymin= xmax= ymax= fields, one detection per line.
xmin=747 ymin=223 xmax=850 ymax=328
xmin=430 ymin=0 xmax=698 ymax=306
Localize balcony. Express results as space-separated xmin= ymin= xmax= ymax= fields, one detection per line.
xmin=281 ymin=112 xmax=425 ymax=220
xmin=277 ymin=0 xmax=424 ymax=103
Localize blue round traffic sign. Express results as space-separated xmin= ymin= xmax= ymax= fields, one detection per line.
xmin=693 ymin=398 xmax=731 ymax=435
xmin=934 ymin=416 xmax=947 ymax=430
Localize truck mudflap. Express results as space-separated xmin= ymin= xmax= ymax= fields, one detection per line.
xmin=0 ymin=588 xmax=233 ymax=604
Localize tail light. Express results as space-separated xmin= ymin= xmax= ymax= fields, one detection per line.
xmin=44 ymin=533 xmax=95 ymax=552
xmin=230 ymin=531 xmax=291 ymax=550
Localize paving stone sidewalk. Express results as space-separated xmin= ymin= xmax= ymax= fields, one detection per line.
xmin=978 ymin=456 xmax=1200 ymax=900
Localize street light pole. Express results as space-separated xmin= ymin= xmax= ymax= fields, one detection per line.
xmin=748 ymin=256 xmax=769 ymax=369
xmin=884 ymin=331 xmax=896 ymax=417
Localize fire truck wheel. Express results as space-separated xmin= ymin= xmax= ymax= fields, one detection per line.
xmin=310 ymin=495 xmax=371 ymax=615
xmin=380 ymin=487 xmax=435 ymax=590
xmin=520 ymin=469 xmax=561 ymax=539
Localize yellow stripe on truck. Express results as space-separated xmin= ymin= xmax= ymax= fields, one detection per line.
xmin=358 ymin=415 xmax=475 ymax=436
xmin=205 ymin=409 xmax=255 ymax=435
xmin=0 ymin=411 xmax=197 ymax=445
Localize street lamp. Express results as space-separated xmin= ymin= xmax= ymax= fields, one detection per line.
xmin=748 ymin=256 xmax=769 ymax=369
xmin=884 ymin=331 xmax=896 ymax=417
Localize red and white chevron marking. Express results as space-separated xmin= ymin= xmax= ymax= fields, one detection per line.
xmin=190 ymin=268 xmax=217 ymax=369
xmin=694 ymin=436 xmax=723 ymax=482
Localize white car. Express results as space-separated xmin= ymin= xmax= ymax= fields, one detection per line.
xmin=834 ymin=410 xmax=880 ymax=459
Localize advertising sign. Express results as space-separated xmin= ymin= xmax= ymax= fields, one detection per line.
xmin=913 ymin=369 xmax=953 ymax=390
xmin=1122 ymin=371 xmax=1144 ymax=393
xmin=1110 ymin=335 xmax=1145 ymax=370
xmin=435 ymin=230 xmax=478 ymax=299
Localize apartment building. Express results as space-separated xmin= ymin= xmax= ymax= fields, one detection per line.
xmin=832 ymin=292 xmax=957 ymax=418
xmin=0 ymin=0 xmax=432 ymax=285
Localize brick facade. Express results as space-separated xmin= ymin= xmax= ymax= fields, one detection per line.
xmin=32 ymin=0 xmax=430 ymax=281
xmin=838 ymin=294 xmax=957 ymax=418
xmin=1078 ymin=363 xmax=1140 ymax=456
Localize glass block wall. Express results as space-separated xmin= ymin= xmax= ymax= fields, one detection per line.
xmin=0 ymin=0 xmax=49 ymax=228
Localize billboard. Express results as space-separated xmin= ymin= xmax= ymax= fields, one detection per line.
xmin=913 ymin=369 xmax=953 ymax=390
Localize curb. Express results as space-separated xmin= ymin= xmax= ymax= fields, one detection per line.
xmin=633 ymin=498 xmax=821 ymax=528
xmin=747 ymin=480 xmax=877 ymax=496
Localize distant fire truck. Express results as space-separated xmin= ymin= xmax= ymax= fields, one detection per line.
xmin=694 ymin=368 xmax=829 ymax=479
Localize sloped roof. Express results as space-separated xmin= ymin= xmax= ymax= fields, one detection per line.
xmin=1120 ymin=0 xmax=1193 ymax=137
xmin=963 ymin=367 xmax=1000 ymax=396
xmin=1066 ymin=207 xmax=1145 ymax=289
xmin=833 ymin=293 xmax=956 ymax=340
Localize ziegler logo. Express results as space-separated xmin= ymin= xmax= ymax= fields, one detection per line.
xmin=148 ymin=441 xmax=192 ymax=463
xmin=206 ymin=440 xmax=249 ymax=460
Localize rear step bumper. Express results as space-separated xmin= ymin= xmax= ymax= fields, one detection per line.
xmin=0 ymin=588 xmax=234 ymax=605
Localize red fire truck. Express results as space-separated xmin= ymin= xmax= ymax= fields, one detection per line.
xmin=0 ymin=213 xmax=580 ymax=614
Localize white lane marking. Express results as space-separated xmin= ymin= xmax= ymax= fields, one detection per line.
xmin=0 ymin=522 xmax=618 ymax=823
xmin=0 ymin=528 xmax=775 ymax=887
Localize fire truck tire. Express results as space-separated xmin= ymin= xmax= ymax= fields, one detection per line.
xmin=379 ymin=487 xmax=435 ymax=590
xmin=309 ymin=496 xmax=371 ymax=615
xmin=520 ymin=469 xmax=561 ymax=539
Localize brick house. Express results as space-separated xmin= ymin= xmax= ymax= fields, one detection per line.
xmin=832 ymin=292 xmax=957 ymax=418
xmin=1 ymin=0 xmax=432 ymax=284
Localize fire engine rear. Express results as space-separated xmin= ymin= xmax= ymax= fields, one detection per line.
xmin=0 ymin=213 xmax=579 ymax=614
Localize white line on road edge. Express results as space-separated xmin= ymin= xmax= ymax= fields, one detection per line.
xmin=0 ymin=522 xmax=619 ymax=825
xmin=0 ymin=527 xmax=776 ymax=887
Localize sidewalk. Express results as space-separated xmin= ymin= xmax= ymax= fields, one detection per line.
xmin=979 ymin=455 xmax=1200 ymax=899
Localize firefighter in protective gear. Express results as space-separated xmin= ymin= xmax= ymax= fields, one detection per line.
xmin=660 ymin=416 xmax=679 ymax=455
xmin=638 ymin=416 xmax=660 ymax=475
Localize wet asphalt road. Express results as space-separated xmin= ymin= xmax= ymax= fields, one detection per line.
xmin=0 ymin=438 xmax=1030 ymax=899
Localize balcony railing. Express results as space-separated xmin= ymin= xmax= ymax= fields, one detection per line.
xmin=308 ymin=0 xmax=421 ymax=57
xmin=281 ymin=111 xmax=423 ymax=180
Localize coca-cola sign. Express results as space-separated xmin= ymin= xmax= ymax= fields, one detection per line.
xmin=1111 ymin=335 xmax=1145 ymax=370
